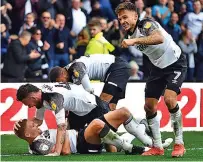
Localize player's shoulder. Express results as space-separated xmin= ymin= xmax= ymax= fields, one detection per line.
xmin=138 ymin=18 xmax=159 ymax=30
xmin=30 ymin=138 xmax=54 ymax=155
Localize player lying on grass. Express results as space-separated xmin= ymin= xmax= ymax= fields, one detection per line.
xmin=14 ymin=107 xmax=173 ymax=156
xmin=49 ymin=54 xmax=131 ymax=111
xmin=14 ymin=108 xmax=149 ymax=156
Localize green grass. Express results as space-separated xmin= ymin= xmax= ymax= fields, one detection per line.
xmin=1 ymin=132 xmax=203 ymax=161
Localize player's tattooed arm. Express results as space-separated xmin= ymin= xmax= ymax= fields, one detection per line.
xmin=54 ymin=118 xmax=68 ymax=155
xmin=134 ymin=29 xmax=164 ymax=45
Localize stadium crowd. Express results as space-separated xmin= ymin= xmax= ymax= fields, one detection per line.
xmin=1 ymin=0 xmax=203 ymax=82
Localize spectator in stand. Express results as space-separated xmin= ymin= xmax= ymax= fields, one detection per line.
xmin=152 ymin=0 xmax=171 ymax=26
xmin=128 ymin=61 xmax=143 ymax=81
xmin=38 ymin=0 xmax=64 ymax=18
xmin=8 ymin=0 xmax=39 ymax=34
xmin=85 ymin=18 xmax=115 ymax=55
xmin=19 ymin=12 xmax=36 ymax=35
xmin=196 ymin=29 xmax=203 ymax=81
xmin=25 ymin=27 xmax=49 ymax=80
xmin=38 ymin=11 xmax=57 ymax=68
xmin=144 ymin=7 xmax=154 ymax=20
xmin=90 ymin=0 xmax=116 ymax=22
xmin=66 ymin=0 xmax=88 ymax=41
xmin=167 ymin=0 xmax=174 ymax=13
xmin=135 ymin=0 xmax=146 ymax=20
xmin=1 ymin=31 xmax=41 ymax=82
xmin=54 ymin=14 xmax=73 ymax=67
xmin=181 ymin=0 xmax=203 ymax=40
xmin=178 ymin=3 xmax=187 ymax=24
xmin=69 ymin=27 xmax=90 ymax=60
xmin=165 ymin=12 xmax=182 ymax=44
xmin=178 ymin=29 xmax=198 ymax=81
xmin=100 ymin=18 xmax=121 ymax=52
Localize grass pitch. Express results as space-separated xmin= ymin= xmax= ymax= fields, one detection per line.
xmin=1 ymin=131 xmax=203 ymax=161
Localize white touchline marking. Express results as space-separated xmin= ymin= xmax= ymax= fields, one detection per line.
xmin=1 ymin=148 xmax=203 ymax=156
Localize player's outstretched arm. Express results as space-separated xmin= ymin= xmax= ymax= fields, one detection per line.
xmin=132 ymin=30 xmax=164 ymax=45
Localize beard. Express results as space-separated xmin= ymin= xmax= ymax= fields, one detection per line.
xmin=35 ymin=100 xmax=43 ymax=109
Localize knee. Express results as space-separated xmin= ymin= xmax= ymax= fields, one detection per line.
xmin=119 ymin=107 xmax=131 ymax=120
xmin=144 ymin=101 xmax=157 ymax=115
xmin=164 ymin=96 xmax=177 ymax=109
xmin=91 ymin=119 xmax=105 ymax=133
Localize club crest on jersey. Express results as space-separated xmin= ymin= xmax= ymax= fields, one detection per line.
xmin=51 ymin=101 xmax=57 ymax=111
xmin=73 ymin=69 xmax=79 ymax=78
xmin=144 ymin=22 xmax=152 ymax=29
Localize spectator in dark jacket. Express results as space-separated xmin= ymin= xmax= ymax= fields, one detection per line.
xmin=1 ymin=31 xmax=40 ymax=82
xmin=164 ymin=12 xmax=182 ymax=44
xmin=26 ymin=27 xmax=49 ymax=80
xmin=54 ymin=14 xmax=73 ymax=67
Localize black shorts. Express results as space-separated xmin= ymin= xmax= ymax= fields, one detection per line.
xmin=77 ymin=127 xmax=103 ymax=154
xmin=103 ymin=57 xmax=131 ymax=100
xmin=145 ymin=54 xmax=187 ymax=100
xmin=68 ymin=106 xmax=104 ymax=131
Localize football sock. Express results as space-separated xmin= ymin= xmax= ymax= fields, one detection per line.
xmin=99 ymin=124 xmax=133 ymax=152
xmin=147 ymin=112 xmax=163 ymax=149
xmin=124 ymin=115 xmax=153 ymax=147
xmin=169 ymin=104 xmax=184 ymax=144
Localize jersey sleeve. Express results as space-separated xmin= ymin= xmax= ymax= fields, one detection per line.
xmin=68 ymin=62 xmax=87 ymax=85
xmin=30 ymin=139 xmax=54 ymax=155
xmin=138 ymin=19 xmax=159 ymax=36
xmin=48 ymin=93 xmax=66 ymax=125
xmin=35 ymin=107 xmax=46 ymax=120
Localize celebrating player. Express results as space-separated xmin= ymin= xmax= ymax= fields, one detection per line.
xmin=115 ymin=2 xmax=187 ymax=157
xmin=15 ymin=83 xmax=171 ymax=153
xmin=48 ymin=54 xmax=131 ymax=111
xmin=14 ymin=107 xmax=173 ymax=156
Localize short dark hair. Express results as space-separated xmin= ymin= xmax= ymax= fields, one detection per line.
xmin=16 ymin=84 xmax=40 ymax=101
xmin=49 ymin=66 xmax=63 ymax=82
xmin=115 ymin=2 xmax=139 ymax=15
xmin=14 ymin=119 xmax=28 ymax=139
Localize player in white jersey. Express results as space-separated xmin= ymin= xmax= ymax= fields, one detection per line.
xmin=115 ymin=2 xmax=187 ymax=157
xmin=14 ymin=108 xmax=173 ymax=156
xmin=48 ymin=54 xmax=131 ymax=111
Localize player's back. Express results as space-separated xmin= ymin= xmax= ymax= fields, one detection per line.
xmin=41 ymin=83 xmax=97 ymax=116
xmin=76 ymin=54 xmax=115 ymax=80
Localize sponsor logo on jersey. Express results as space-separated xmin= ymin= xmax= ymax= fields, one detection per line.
xmin=50 ymin=101 xmax=57 ymax=111
xmin=73 ymin=69 xmax=79 ymax=78
xmin=144 ymin=22 xmax=152 ymax=29
xmin=137 ymin=44 xmax=148 ymax=51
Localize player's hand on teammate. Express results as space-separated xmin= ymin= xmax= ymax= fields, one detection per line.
xmin=121 ymin=39 xmax=136 ymax=48
xmin=13 ymin=119 xmax=23 ymax=132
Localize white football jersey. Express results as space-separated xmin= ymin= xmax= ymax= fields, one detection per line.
xmin=128 ymin=19 xmax=181 ymax=69
xmin=29 ymin=129 xmax=77 ymax=155
xmin=65 ymin=54 xmax=115 ymax=81
xmin=35 ymin=83 xmax=97 ymax=125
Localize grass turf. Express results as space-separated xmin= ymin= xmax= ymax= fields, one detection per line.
xmin=1 ymin=131 xmax=203 ymax=161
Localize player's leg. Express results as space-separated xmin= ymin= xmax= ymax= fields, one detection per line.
xmin=164 ymin=56 xmax=187 ymax=157
xmin=84 ymin=119 xmax=145 ymax=154
xmin=142 ymin=76 xmax=166 ymax=156
xmin=102 ymin=107 xmax=153 ymax=147
xmin=100 ymin=58 xmax=131 ymax=111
